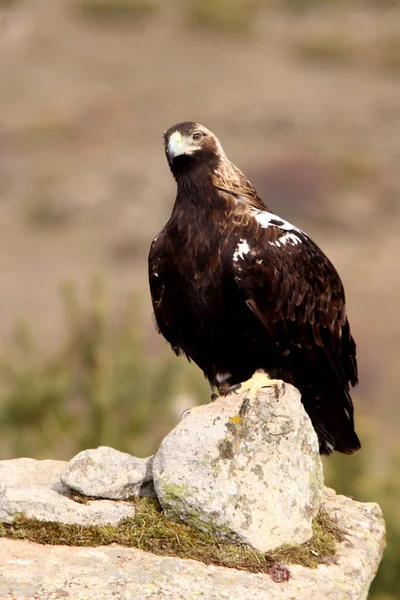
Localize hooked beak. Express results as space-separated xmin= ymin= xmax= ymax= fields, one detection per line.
xmin=167 ymin=131 xmax=187 ymax=162
xmin=167 ymin=131 xmax=196 ymax=163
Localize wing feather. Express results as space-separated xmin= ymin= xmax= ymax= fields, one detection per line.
xmin=230 ymin=211 xmax=358 ymax=388
xmin=148 ymin=232 xmax=179 ymax=351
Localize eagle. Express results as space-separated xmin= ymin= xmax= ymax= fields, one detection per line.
xmin=148 ymin=121 xmax=361 ymax=455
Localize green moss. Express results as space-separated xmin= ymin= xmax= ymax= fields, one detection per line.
xmin=70 ymin=491 xmax=91 ymax=505
xmin=2 ymin=499 xmax=344 ymax=574
xmin=183 ymin=511 xmax=228 ymax=537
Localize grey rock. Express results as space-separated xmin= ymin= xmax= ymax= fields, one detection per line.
xmin=0 ymin=458 xmax=135 ymax=527
xmin=61 ymin=446 xmax=155 ymax=499
xmin=0 ymin=457 xmax=68 ymax=494
xmin=153 ymin=385 xmax=324 ymax=552
xmin=0 ymin=485 xmax=135 ymax=526
xmin=0 ymin=488 xmax=385 ymax=600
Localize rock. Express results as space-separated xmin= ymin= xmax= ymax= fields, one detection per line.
xmin=0 ymin=485 xmax=135 ymax=527
xmin=61 ymin=446 xmax=155 ymax=499
xmin=0 ymin=458 xmax=135 ymax=527
xmin=153 ymin=385 xmax=324 ymax=553
xmin=0 ymin=457 xmax=67 ymax=493
xmin=0 ymin=488 xmax=386 ymax=600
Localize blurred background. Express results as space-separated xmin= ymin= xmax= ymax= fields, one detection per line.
xmin=0 ymin=0 xmax=399 ymax=596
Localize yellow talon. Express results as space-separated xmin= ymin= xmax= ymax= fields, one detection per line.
xmin=226 ymin=370 xmax=286 ymax=416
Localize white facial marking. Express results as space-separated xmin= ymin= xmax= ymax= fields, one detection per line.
xmin=233 ymin=239 xmax=250 ymax=262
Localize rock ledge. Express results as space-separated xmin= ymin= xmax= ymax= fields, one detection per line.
xmin=0 ymin=386 xmax=386 ymax=599
xmin=0 ymin=487 xmax=385 ymax=600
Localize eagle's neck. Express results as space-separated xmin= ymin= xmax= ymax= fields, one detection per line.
xmin=166 ymin=164 xmax=233 ymax=277
xmin=172 ymin=159 xmax=233 ymax=214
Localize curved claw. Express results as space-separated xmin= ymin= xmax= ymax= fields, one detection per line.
xmin=224 ymin=383 xmax=242 ymax=397
xmin=210 ymin=393 xmax=219 ymax=402
xmin=273 ymin=381 xmax=286 ymax=399
xmin=181 ymin=408 xmax=191 ymax=420
xmin=239 ymin=397 xmax=250 ymax=418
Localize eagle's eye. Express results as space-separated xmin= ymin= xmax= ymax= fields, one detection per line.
xmin=192 ymin=132 xmax=203 ymax=142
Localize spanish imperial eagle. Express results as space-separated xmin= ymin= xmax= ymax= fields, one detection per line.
xmin=148 ymin=121 xmax=360 ymax=455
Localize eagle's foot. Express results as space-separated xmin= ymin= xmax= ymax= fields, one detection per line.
xmin=226 ymin=370 xmax=286 ymax=416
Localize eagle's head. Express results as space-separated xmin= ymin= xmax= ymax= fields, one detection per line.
xmin=163 ymin=122 xmax=224 ymax=177
xmin=163 ymin=121 xmax=263 ymax=208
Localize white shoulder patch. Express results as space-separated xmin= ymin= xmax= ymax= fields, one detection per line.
xmin=279 ymin=232 xmax=302 ymax=245
xmin=252 ymin=210 xmax=302 ymax=234
xmin=233 ymin=239 xmax=250 ymax=262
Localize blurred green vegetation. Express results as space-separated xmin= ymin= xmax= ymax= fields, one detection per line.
xmin=280 ymin=0 xmax=400 ymax=10
xmin=24 ymin=177 xmax=75 ymax=230
xmin=64 ymin=0 xmax=400 ymax=37
xmin=188 ymin=0 xmax=260 ymax=33
xmin=73 ymin=0 xmax=158 ymax=20
xmin=0 ymin=279 xmax=208 ymax=460
xmin=73 ymin=0 xmax=261 ymax=32
xmin=378 ymin=35 xmax=400 ymax=73
xmin=324 ymin=442 xmax=400 ymax=599
xmin=333 ymin=151 xmax=377 ymax=189
xmin=291 ymin=33 xmax=354 ymax=66
xmin=0 ymin=0 xmax=18 ymax=6
xmin=0 ymin=279 xmax=396 ymax=597
xmin=281 ymin=0 xmax=343 ymax=12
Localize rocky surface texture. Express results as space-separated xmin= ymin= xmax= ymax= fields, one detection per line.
xmin=0 ymin=457 xmax=135 ymax=527
xmin=0 ymin=387 xmax=386 ymax=599
xmin=154 ymin=386 xmax=324 ymax=552
xmin=0 ymin=488 xmax=385 ymax=600
xmin=61 ymin=446 xmax=155 ymax=500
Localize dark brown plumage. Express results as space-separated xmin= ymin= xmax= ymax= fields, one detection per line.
xmin=149 ymin=121 xmax=360 ymax=455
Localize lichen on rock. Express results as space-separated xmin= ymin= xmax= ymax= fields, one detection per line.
xmin=61 ymin=446 xmax=155 ymax=500
xmin=153 ymin=385 xmax=324 ymax=552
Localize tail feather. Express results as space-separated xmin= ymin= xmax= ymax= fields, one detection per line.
xmin=302 ymin=387 xmax=361 ymax=455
